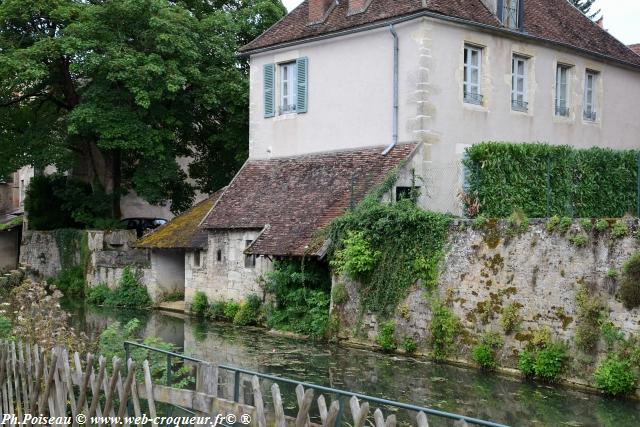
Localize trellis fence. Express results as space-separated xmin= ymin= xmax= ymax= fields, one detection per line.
xmin=0 ymin=340 xmax=507 ymax=427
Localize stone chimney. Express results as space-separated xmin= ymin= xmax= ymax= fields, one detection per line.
xmin=308 ymin=0 xmax=334 ymax=24
xmin=348 ymin=0 xmax=371 ymax=15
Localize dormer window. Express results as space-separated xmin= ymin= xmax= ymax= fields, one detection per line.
xmin=502 ymin=0 xmax=519 ymax=29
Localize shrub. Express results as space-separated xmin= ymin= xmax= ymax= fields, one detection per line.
xmin=401 ymin=336 xmax=417 ymax=354
xmin=595 ymin=218 xmax=609 ymax=232
xmin=546 ymin=215 xmax=561 ymax=232
xmin=331 ymin=283 xmax=349 ymax=305
xmin=472 ymin=332 xmax=503 ymax=370
xmin=233 ymin=294 xmax=262 ymax=326
xmin=0 ymin=315 xmax=13 ymax=340
xmin=330 ymin=230 xmax=380 ymax=279
xmin=161 ymin=291 xmax=185 ymax=302
xmin=86 ymin=283 xmax=111 ymax=306
xmin=223 ymin=301 xmax=240 ymax=320
xmin=429 ymin=299 xmax=460 ymax=361
xmin=594 ymin=357 xmax=637 ymax=396
xmin=500 ymin=303 xmax=522 ymax=334
xmin=191 ymin=291 xmax=209 ymax=316
xmin=376 ymin=321 xmax=397 ymax=352
xmin=533 ymin=343 xmax=567 ymax=382
xmin=104 ymin=267 xmax=151 ymax=309
xmin=263 ymin=259 xmax=331 ymax=339
xmin=574 ymin=287 xmax=603 ymax=352
xmin=208 ymin=301 xmax=227 ymax=319
xmin=518 ymin=350 xmax=537 ymax=377
xmin=507 ymin=208 xmax=529 ymax=235
xmin=473 ymin=215 xmax=489 ymax=228
xmin=569 ymin=233 xmax=588 ymax=247
xmin=619 ymin=251 xmax=640 ymax=309
xmin=611 ymin=220 xmax=630 ymax=239
xmin=558 ymin=217 xmax=572 ymax=234
xmin=607 ymin=268 xmax=618 ymax=279
xmin=52 ymin=266 xmax=86 ymax=298
xmin=579 ymin=218 xmax=593 ymax=231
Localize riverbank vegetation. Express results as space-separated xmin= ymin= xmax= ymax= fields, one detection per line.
xmin=86 ymin=267 xmax=151 ymax=308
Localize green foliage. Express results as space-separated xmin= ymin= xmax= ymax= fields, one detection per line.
xmin=376 ymin=321 xmax=397 ymax=352
xmin=0 ymin=0 xmax=286 ymax=213
xmin=233 ymin=294 xmax=262 ymax=326
xmin=429 ymin=299 xmax=460 ymax=361
xmin=534 ymin=343 xmax=567 ymax=382
xmin=611 ymin=220 xmax=630 ymax=239
xmin=574 ymin=288 xmax=603 ymax=352
xmin=472 ymin=332 xmax=503 ymax=370
xmin=559 ymin=217 xmax=573 ymax=234
xmin=0 ymin=315 xmax=13 ymax=340
xmin=52 ymin=266 xmax=86 ymax=299
xmin=191 ymin=291 xmax=209 ymax=317
xmin=620 ymin=252 xmax=640 ymax=309
xmin=263 ymin=259 xmax=331 ymax=339
xmin=328 ymin=198 xmax=451 ymax=316
xmin=331 ymin=283 xmax=349 ymax=305
xmin=208 ymin=301 xmax=227 ymax=320
xmin=595 ymin=219 xmax=610 ymax=232
xmin=86 ymin=283 xmax=111 ymax=306
xmin=330 ymin=231 xmax=381 ymax=279
xmin=518 ymin=350 xmax=537 ymax=377
xmin=401 ymin=336 xmax=417 ymax=354
xmin=500 ymin=303 xmax=522 ymax=334
xmin=607 ymin=269 xmax=618 ymax=279
xmin=473 ymin=215 xmax=489 ymax=228
xmin=103 ymin=267 xmax=152 ymax=308
xmin=161 ymin=291 xmax=185 ymax=302
xmin=546 ymin=215 xmax=561 ymax=232
xmin=600 ymin=321 xmax=625 ymax=349
xmin=463 ymin=143 xmax=638 ymax=218
xmin=223 ymin=302 xmax=240 ymax=320
xmin=579 ymin=218 xmax=593 ymax=231
xmin=507 ymin=208 xmax=530 ymax=235
xmin=569 ymin=233 xmax=588 ymax=247
xmin=594 ymin=357 xmax=637 ymax=396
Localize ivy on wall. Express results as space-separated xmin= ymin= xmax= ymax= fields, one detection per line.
xmin=328 ymin=175 xmax=451 ymax=316
xmin=463 ymin=142 xmax=639 ymax=218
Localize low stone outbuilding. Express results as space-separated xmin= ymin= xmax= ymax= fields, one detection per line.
xmin=190 ymin=143 xmax=422 ymax=307
xmin=135 ymin=191 xmax=223 ymax=302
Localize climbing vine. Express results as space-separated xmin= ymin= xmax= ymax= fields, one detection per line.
xmin=328 ymin=177 xmax=451 ymax=316
xmin=52 ymin=229 xmax=90 ymax=298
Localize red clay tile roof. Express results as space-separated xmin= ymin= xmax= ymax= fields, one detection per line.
xmin=241 ymin=0 xmax=640 ymax=68
xmin=629 ymin=44 xmax=640 ymax=56
xmin=135 ymin=190 xmax=224 ymax=249
xmin=201 ymin=144 xmax=418 ymax=256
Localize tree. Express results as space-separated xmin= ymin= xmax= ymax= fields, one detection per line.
xmin=0 ymin=0 xmax=286 ymax=216
xmin=568 ymin=0 xmax=601 ymax=20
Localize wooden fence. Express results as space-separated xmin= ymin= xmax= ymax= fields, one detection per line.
xmin=0 ymin=340 xmax=471 ymax=426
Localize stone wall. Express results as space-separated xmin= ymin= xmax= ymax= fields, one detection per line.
xmin=332 ymin=219 xmax=640 ymax=389
xmin=20 ymin=229 xmax=152 ymax=290
xmin=185 ymin=230 xmax=272 ymax=309
xmin=0 ymin=230 xmax=19 ymax=271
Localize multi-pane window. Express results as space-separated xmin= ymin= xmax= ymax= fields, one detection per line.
xmin=583 ymin=70 xmax=598 ymax=121
xmin=503 ymin=0 xmax=519 ymax=29
xmin=463 ymin=45 xmax=482 ymax=105
xmin=555 ymin=65 xmax=570 ymax=117
xmin=511 ymin=55 xmax=528 ymax=111
xmin=280 ymin=62 xmax=297 ymax=114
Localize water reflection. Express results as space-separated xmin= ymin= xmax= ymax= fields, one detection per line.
xmin=66 ymin=304 xmax=640 ymax=427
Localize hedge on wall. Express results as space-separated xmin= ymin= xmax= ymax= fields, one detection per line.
xmin=463 ymin=142 xmax=639 ymax=218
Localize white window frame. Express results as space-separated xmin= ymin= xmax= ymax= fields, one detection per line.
xmin=583 ymin=70 xmax=598 ymax=121
xmin=511 ymin=55 xmax=528 ymax=112
xmin=279 ymin=61 xmax=297 ymax=114
xmin=503 ymin=0 xmax=519 ymax=29
xmin=555 ymin=64 xmax=570 ymax=117
xmin=463 ymin=45 xmax=482 ymax=105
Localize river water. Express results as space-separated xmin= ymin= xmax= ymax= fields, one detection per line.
xmin=64 ymin=302 xmax=639 ymax=427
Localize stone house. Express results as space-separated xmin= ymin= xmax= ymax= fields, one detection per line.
xmin=187 ymin=0 xmax=640 ymax=306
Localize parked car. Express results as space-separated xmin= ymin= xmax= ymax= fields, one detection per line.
xmin=121 ymin=218 xmax=167 ymax=238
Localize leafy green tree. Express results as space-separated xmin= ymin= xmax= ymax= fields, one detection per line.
xmin=0 ymin=0 xmax=286 ymax=214
xmin=568 ymin=0 xmax=601 ymax=19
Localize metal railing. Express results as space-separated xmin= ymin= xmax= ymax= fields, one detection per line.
xmin=463 ymin=92 xmax=484 ymax=105
xmin=124 ymin=341 xmax=509 ymax=427
xmin=511 ymin=99 xmax=528 ymax=112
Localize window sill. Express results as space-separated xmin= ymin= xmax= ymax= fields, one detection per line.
xmin=463 ymin=101 xmax=488 ymax=113
xmin=274 ymin=112 xmax=298 ymax=122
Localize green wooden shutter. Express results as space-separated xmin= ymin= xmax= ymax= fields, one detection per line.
xmin=263 ymin=63 xmax=275 ymax=118
xmin=296 ymin=57 xmax=308 ymax=113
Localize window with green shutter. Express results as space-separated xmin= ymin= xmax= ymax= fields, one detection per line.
xmin=296 ymin=57 xmax=308 ymax=113
xmin=263 ymin=63 xmax=275 ymax=118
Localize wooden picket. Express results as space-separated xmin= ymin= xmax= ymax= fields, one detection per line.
xmin=0 ymin=340 xmax=470 ymax=427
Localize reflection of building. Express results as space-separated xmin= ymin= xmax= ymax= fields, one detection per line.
xmin=0 ymin=166 xmax=31 ymax=270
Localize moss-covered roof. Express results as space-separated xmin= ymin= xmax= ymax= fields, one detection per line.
xmin=0 ymin=215 xmax=23 ymax=232
xmin=135 ymin=190 xmax=223 ymax=249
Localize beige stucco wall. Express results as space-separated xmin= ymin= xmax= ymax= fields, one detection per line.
xmin=249 ymin=17 xmax=640 ymax=214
